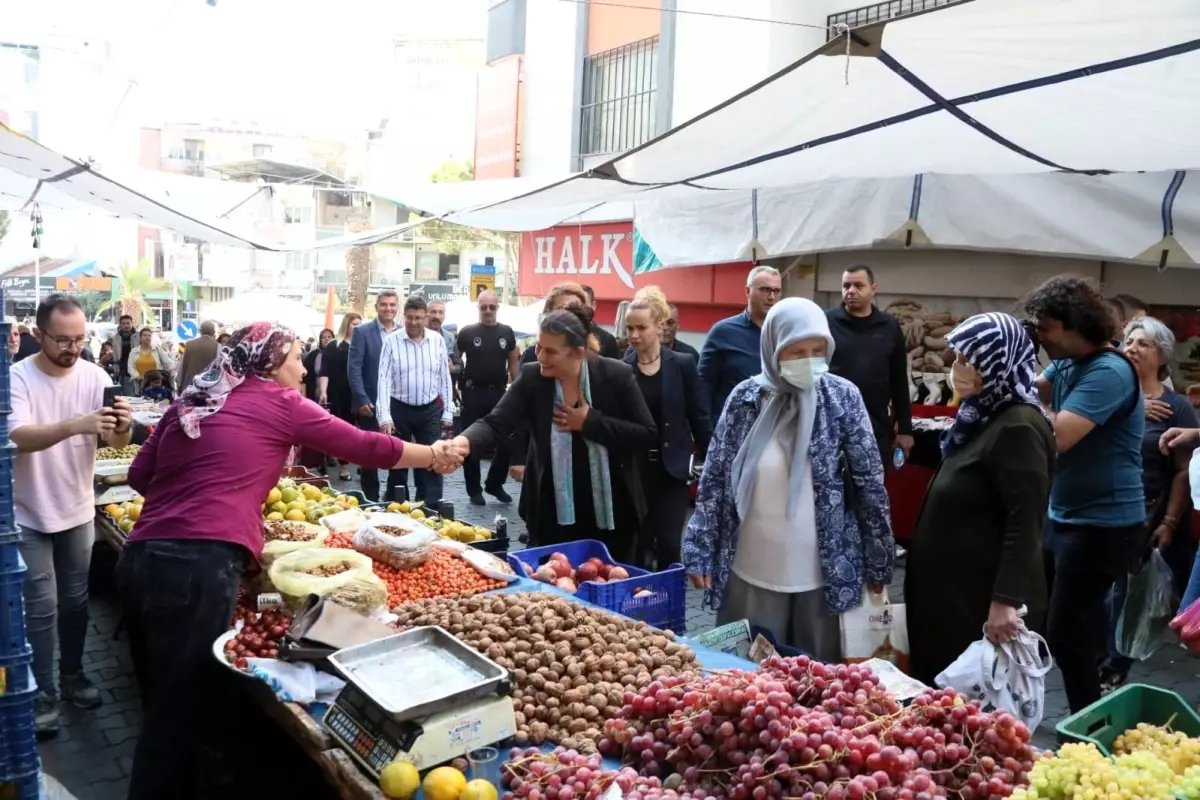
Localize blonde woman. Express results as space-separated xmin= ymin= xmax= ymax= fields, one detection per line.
xmin=623 ymin=287 xmax=712 ymax=568
xmin=318 ymin=312 xmax=363 ymax=481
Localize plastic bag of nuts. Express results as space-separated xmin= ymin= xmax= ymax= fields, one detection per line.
xmin=352 ymin=524 xmax=436 ymax=570
xmin=261 ymin=521 xmax=328 ymax=567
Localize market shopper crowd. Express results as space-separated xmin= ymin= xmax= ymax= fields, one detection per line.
xmin=13 ymin=267 xmax=1200 ymax=798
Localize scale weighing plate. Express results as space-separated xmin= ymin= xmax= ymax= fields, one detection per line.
xmin=324 ymin=686 xmax=516 ymax=778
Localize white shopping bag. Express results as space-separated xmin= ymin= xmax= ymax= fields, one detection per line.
xmin=839 ymin=589 xmax=909 ymax=672
xmin=934 ymin=626 xmax=1053 ymax=730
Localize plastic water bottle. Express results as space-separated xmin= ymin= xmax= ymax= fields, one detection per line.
xmin=893 ymin=447 xmax=906 ymax=471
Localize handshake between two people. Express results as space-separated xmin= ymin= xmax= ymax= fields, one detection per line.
xmin=426 ymin=436 xmax=474 ymax=474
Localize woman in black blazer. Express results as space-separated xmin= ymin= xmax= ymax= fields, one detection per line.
xmin=623 ymin=287 xmax=713 ymax=569
xmin=454 ymin=310 xmax=658 ymax=562
xmin=318 ymin=313 xmax=362 ymax=481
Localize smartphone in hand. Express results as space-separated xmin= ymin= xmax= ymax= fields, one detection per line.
xmin=102 ymin=385 xmax=121 ymax=420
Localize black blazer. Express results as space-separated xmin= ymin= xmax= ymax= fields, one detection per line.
xmin=462 ymin=357 xmax=659 ymax=538
xmin=621 ymin=348 xmax=712 ymax=481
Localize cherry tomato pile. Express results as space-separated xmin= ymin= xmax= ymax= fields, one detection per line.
xmin=223 ymin=609 xmax=292 ymax=669
xmin=326 ymin=532 xmax=505 ymax=606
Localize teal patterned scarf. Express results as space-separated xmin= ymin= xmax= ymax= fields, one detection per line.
xmin=550 ymin=360 xmax=615 ymax=530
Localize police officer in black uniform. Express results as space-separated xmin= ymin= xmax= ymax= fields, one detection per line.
xmin=457 ymin=290 xmax=520 ymax=506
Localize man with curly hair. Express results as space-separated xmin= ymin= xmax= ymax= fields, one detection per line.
xmin=1026 ymin=275 xmax=1145 ymax=713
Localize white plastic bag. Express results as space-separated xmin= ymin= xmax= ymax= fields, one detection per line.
xmin=935 ymin=627 xmax=1053 ymax=730
xmin=839 ymin=589 xmax=910 ymax=672
xmin=1116 ymin=549 xmax=1175 ymax=660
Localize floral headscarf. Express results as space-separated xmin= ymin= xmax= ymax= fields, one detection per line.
xmin=178 ymin=322 xmax=297 ymax=438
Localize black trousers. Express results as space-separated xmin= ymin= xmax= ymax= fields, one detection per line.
xmin=356 ymin=411 xmax=401 ymax=503
xmin=388 ymin=398 xmax=443 ymax=506
xmin=1044 ymin=521 xmax=1141 ymax=713
xmin=116 ymin=539 xmax=248 ymax=800
xmin=640 ymin=460 xmax=690 ymax=570
xmin=460 ymin=383 xmax=511 ymax=496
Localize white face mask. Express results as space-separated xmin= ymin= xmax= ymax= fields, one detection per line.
xmin=779 ymin=357 xmax=828 ymax=390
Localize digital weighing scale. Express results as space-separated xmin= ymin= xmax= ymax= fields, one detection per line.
xmin=323 ymin=626 xmax=518 ymax=779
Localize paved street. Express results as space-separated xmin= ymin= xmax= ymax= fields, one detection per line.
xmin=35 ymin=462 xmax=1200 ymax=798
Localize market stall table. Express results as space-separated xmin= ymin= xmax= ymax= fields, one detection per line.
xmin=240 ymin=576 xmax=757 ymax=800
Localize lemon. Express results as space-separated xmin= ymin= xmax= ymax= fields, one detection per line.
xmin=398 ymin=502 xmax=412 ymax=513
xmin=387 ymin=502 xmax=402 ymax=513
xmin=346 ymin=495 xmax=359 ymax=507
xmin=118 ymin=518 xmax=134 ymax=533
xmin=126 ymin=505 xmax=141 ymax=522
xmin=410 ymin=509 xmax=425 ymax=520
xmin=266 ymin=512 xmax=285 ymax=521
xmin=132 ymin=496 xmax=144 ymax=506
xmin=267 ymin=488 xmax=283 ymax=505
xmin=285 ymin=509 xmax=307 ymax=521
xmin=379 ymin=760 xmax=420 ymax=800
xmin=422 ymin=767 xmax=466 ymax=800
xmin=460 ymin=779 xmax=498 ymax=800
xmin=280 ymin=487 xmax=299 ymax=504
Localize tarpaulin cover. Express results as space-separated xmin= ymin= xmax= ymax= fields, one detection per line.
xmin=473 ymin=0 xmax=1200 ymax=215
xmin=632 ymin=170 xmax=1200 ymax=270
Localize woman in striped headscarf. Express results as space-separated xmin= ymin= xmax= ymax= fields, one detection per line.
xmin=905 ymin=312 xmax=1056 ymax=685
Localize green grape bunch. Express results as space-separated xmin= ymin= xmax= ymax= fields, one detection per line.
xmin=96 ymin=444 xmax=141 ymax=462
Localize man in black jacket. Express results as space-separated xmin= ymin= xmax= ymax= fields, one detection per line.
xmin=826 ymin=265 xmax=913 ymax=466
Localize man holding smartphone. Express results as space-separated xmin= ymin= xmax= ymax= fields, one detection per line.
xmin=10 ymin=294 xmax=132 ymax=736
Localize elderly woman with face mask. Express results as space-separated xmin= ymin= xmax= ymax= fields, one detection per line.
xmin=905 ymin=313 xmax=1056 ymax=685
xmin=682 ymin=298 xmax=894 ymax=660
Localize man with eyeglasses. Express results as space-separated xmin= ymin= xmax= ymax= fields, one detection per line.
xmin=456 ymin=291 xmax=519 ymax=506
xmin=697 ymin=265 xmax=782 ymax=419
xmin=10 ymin=294 xmax=132 ymax=736
xmin=826 ymin=264 xmax=914 ymax=466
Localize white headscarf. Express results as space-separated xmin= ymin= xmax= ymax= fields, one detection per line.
xmin=730 ymin=298 xmax=836 ymax=521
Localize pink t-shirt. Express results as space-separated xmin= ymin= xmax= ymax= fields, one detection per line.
xmin=11 ymin=357 xmax=112 ymax=532
xmin=127 ymin=378 xmax=405 ymax=560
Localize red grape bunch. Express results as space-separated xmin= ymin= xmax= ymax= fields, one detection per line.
xmin=591 ymin=656 xmax=1039 ymax=800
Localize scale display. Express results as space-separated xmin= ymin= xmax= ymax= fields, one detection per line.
xmin=325 ymin=684 xmax=420 ymax=776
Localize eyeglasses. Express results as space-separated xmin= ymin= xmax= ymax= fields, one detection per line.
xmin=754 ymin=286 xmax=782 ymax=297
xmin=479 ymin=304 xmax=498 ymax=311
xmin=47 ymin=335 xmax=88 ymax=350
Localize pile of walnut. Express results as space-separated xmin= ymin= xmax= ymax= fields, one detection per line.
xmin=392 ymin=592 xmax=697 ymax=753
xmin=263 ymin=521 xmax=319 ymax=543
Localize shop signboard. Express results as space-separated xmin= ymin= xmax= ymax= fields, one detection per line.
xmin=407 ymin=282 xmax=460 ymax=303
xmin=473 ymin=57 xmax=521 ymax=180
xmin=0 ymin=275 xmax=56 ymax=300
xmin=414 ymin=251 xmax=441 ymax=282
xmin=55 ymin=276 xmax=113 ymax=292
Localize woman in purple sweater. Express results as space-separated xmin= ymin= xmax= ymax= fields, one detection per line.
xmin=119 ymin=322 xmax=459 ymax=799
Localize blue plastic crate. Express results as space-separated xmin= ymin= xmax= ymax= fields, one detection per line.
xmin=507 ymin=539 xmax=687 ymax=633
xmin=0 ymin=767 xmax=40 ymax=799
xmin=0 ymin=448 xmax=12 ymax=523
xmin=0 ymin=552 xmax=29 ymax=663
xmin=0 ymin=412 xmax=7 ymax=444
xmin=0 ymin=663 xmax=39 ymax=782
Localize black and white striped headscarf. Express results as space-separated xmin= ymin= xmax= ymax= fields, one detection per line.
xmin=941 ymin=312 xmax=1048 ymax=456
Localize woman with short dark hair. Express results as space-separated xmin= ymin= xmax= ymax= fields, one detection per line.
xmin=453 ymin=309 xmax=657 ymax=557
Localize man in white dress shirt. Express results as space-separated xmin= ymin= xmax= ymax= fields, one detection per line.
xmin=377 ymin=295 xmax=454 ymax=505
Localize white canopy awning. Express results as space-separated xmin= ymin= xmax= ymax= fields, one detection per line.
xmin=0 ymin=123 xmax=448 ymax=251
xmin=474 ymin=0 xmax=1200 ymax=215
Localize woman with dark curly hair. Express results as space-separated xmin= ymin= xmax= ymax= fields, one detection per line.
xmin=1025 ymin=275 xmax=1145 ymax=713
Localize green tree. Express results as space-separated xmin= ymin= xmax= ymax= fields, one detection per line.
xmin=94 ymin=259 xmax=169 ymax=324
xmin=0 ymin=211 xmax=9 ymax=244
xmin=415 ymin=159 xmax=518 ymax=301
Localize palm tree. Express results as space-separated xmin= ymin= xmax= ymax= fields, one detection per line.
xmin=94 ymin=259 xmax=169 ymax=324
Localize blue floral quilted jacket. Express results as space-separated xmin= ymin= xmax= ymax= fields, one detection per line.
xmin=682 ymin=374 xmax=895 ymax=613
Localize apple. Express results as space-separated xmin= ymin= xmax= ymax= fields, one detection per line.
xmin=593 ymin=577 xmax=607 ymax=584
xmin=551 ymin=559 xmax=574 ymax=579
xmin=534 ymin=565 xmax=558 ymax=583
xmin=608 ymin=566 xmax=630 ymax=580
xmin=596 ymin=562 xmax=612 ymax=579
xmin=555 ymin=577 xmax=578 ymax=593
xmin=575 ymin=562 xmax=599 ymax=583
xmin=548 ymin=552 xmax=571 ymax=563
